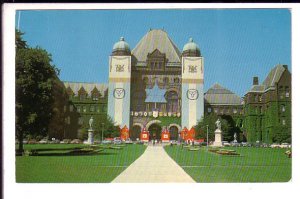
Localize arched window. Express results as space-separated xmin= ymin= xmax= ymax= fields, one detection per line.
xmin=165 ymin=91 xmax=179 ymax=112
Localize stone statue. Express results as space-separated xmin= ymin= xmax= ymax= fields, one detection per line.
xmin=215 ymin=119 xmax=221 ymax=131
xmin=89 ymin=116 xmax=94 ymax=130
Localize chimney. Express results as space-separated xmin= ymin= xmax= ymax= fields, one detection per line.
xmin=253 ymin=76 xmax=259 ymax=85
xmin=283 ymin=65 xmax=288 ymax=70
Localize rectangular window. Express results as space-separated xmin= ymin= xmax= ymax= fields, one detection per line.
xmin=282 ymin=119 xmax=286 ymax=125
xmin=281 ymin=105 xmax=286 ymax=112
xmin=78 ymin=117 xmax=83 ymax=125
xmin=77 ymin=106 xmax=81 ymax=113
xmin=286 ymin=91 xmax=290 ymax=98
xmin=208 ymin=107 xmax=212 ymax=113
xmin=83 ymin=106 xmax=86 ymax=113
xmin=90 ymin=105 xmax=94 ymax=112
xmin=80 ymin=94 xmax=85 ymax=101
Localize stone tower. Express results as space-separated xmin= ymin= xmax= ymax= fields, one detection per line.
xmin=181 ymin=38 xmax=204 ymax=129
xmin=107 ymin=37 xmax=131 ymax=128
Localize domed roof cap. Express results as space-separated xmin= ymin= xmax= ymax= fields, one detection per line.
xmin=113 ymin=37 xmax=130 ymax=52
xmin=183 ymin=38 xmax=200 ymax=52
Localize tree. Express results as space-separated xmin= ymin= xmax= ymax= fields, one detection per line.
xmin=48 ymin=77 xmax=69 ymax=140
xmin=195 ymin=113 xmax=218 ymax=142
xmin=78 ymin=115 xmax=119 ymax=140
xmin=16 ymin=30 xmax=59 ymax=154
xmin=195 ymin=113 xmax=236 ymax=142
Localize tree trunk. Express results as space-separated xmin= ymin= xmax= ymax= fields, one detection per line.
xmin=17 ymin=131 xmax=24 ymax=156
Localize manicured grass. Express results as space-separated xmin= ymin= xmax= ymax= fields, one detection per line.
xmin=164 ymin=145 xmax=291 ymax=182
xmin=16 ymin=144 xmax=146 ymax=183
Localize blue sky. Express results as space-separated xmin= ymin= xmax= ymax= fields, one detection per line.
xmin=16 ymin=9 xmax=291 ymax=96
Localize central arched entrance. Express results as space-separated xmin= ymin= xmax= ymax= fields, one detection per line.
xmin=148 ymin=123 xmax=162 ymax=141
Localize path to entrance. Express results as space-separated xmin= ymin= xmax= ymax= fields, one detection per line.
xmin=112 ymin=145 xmax=195 ymax=183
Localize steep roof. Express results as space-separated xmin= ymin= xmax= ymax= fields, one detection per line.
xmin=248 ymin=64 xmax=288 ymax=93
xmin=63 ymin=82 xmax=108 ymax=97
xmin=262 ymin=64 xmax=286 ymax=89
xmin=132 ymin=29 xmax=181 ymax=63
xmin=205 ymin=83 xmax=242 ymax=105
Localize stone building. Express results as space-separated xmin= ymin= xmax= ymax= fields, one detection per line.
xmin=58 ymin=30 xmax=291 ymax=144
xmin=243 ymin=64 xmax=291 ymax=143
xmin=62 ymin=82 xmax=108 ymax=138
xmin=107 ymin=29 xmax=204 ymax=140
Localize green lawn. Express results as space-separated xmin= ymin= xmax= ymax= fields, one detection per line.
xmin=16 ymin=144 xmax=146 ymax=183
xmin=164 ymin=145 xmax=291 ymax=182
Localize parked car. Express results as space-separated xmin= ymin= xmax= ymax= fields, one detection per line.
xmin=113 ymin=137 xmax=122 ymax=144
xmin=241 ymin=142 xmax=251 ymax=147
xmin=125 ymin=138 xmax=133 ymax=144
xmin=27 ymin=139 xmax=37 ymax=144
xmin=60 ymin=139 xmax=71 ymax=144
xmin=280 ymin=143 xmax=291 ymax=148
xmin=222 ymin=141 xmax=230 ymax=147
xmin=270 ymin=143 xmax=281 ymax=148
xmin=102 ymin=139 xmax=113 ymax=144
xmin=38 ymin=139 xmax=48 ymax=144
xmin=50 ymin=139 xmax=60 ymax=144
xmin=71 ymin=139 xmax=82 ymax=144
xmin=230 ymin=142 xmax=241 ymax=147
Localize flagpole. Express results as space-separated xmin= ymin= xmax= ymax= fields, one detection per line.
xmin=17 ymin=11 xmax=21 ymax=30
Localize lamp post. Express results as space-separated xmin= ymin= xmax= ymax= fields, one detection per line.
xmin=206 ymin=125 xmax=209 ymax=151
xmin=101 ymin=123 xmax=104 ymax=142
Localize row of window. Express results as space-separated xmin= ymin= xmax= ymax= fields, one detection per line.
xmin=64 ymin=117 xmax=86 ymax=125
xmin=253 ymin=104 xmax=286 ymax=114
xmin=207 ymin=107 xmax=243 ymax=115
xmin=250 ymin=90 xmax=290 ymax=103
xmin=77 ymin=105 xmax=106 ymax=113
xmin=150 ymin=61 xmax=164 ymax=70
xmin=142 ymin=76 xmax=180 ymax=84
xmin=79 ymin=94 xmax=103 ymax=101
xmin=64 ymin=105 xmax=106 ymax=113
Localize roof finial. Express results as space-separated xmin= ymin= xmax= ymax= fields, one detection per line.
xmin=189 ymin=38 xmax=193 ymax=42
xmin=120 ymin=37 xmax=124 ymax=41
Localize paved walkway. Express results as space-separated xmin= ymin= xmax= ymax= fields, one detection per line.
xmin=112 ymin=145 xmax=195 ymax=183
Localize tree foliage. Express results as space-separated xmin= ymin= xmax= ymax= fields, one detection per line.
xmin=16 ymin=30 xmax=59 ymax=153
xmin=195 ymin=113 xmax=240 ymax=142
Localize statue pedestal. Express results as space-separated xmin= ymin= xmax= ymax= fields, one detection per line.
xmin=213 ymin=129 xmax=223 ymax=147
xmin=87 ymin=129 xmax=94 ymax=144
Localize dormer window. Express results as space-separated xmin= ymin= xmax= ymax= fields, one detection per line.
xmin=91 ymin=87 xmax=101 ymax=101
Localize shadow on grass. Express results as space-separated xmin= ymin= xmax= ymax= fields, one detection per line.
xmin=33 ymin=147 xmax=83 ymax=152
xmin=30 ymin=151 xmax=117 ymax=157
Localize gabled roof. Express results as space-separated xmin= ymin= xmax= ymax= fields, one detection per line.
xmin=205 ymin=83 xmax=242 ymax=105
xmin=248 ymin=64 xmax=288 ymax=93
xmin=63 ymin=82 xmax=108 ymax=97
xmin=145 ymin=82 xmax=167 ymax=103
xmin=132 ymin=29 xmax=181 ymax=63
xmin=262 ymin=64 xmax=286 ymax=89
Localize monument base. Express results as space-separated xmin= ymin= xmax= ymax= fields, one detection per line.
xmin=85 ymin=129 xmax=94 ymax=144
xmin=213 ymin=129 xmax=223 ymax=147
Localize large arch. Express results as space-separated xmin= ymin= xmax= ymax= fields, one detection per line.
xmin=145 ymin=120 xmax=162 ymax=131
xmin=130 ymin=123 xmax=143 ymax=141
xmin=168 ymin=123 xmax=181 ymax=141
xmin=168 ymin=123 xmax=181 ymax=132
